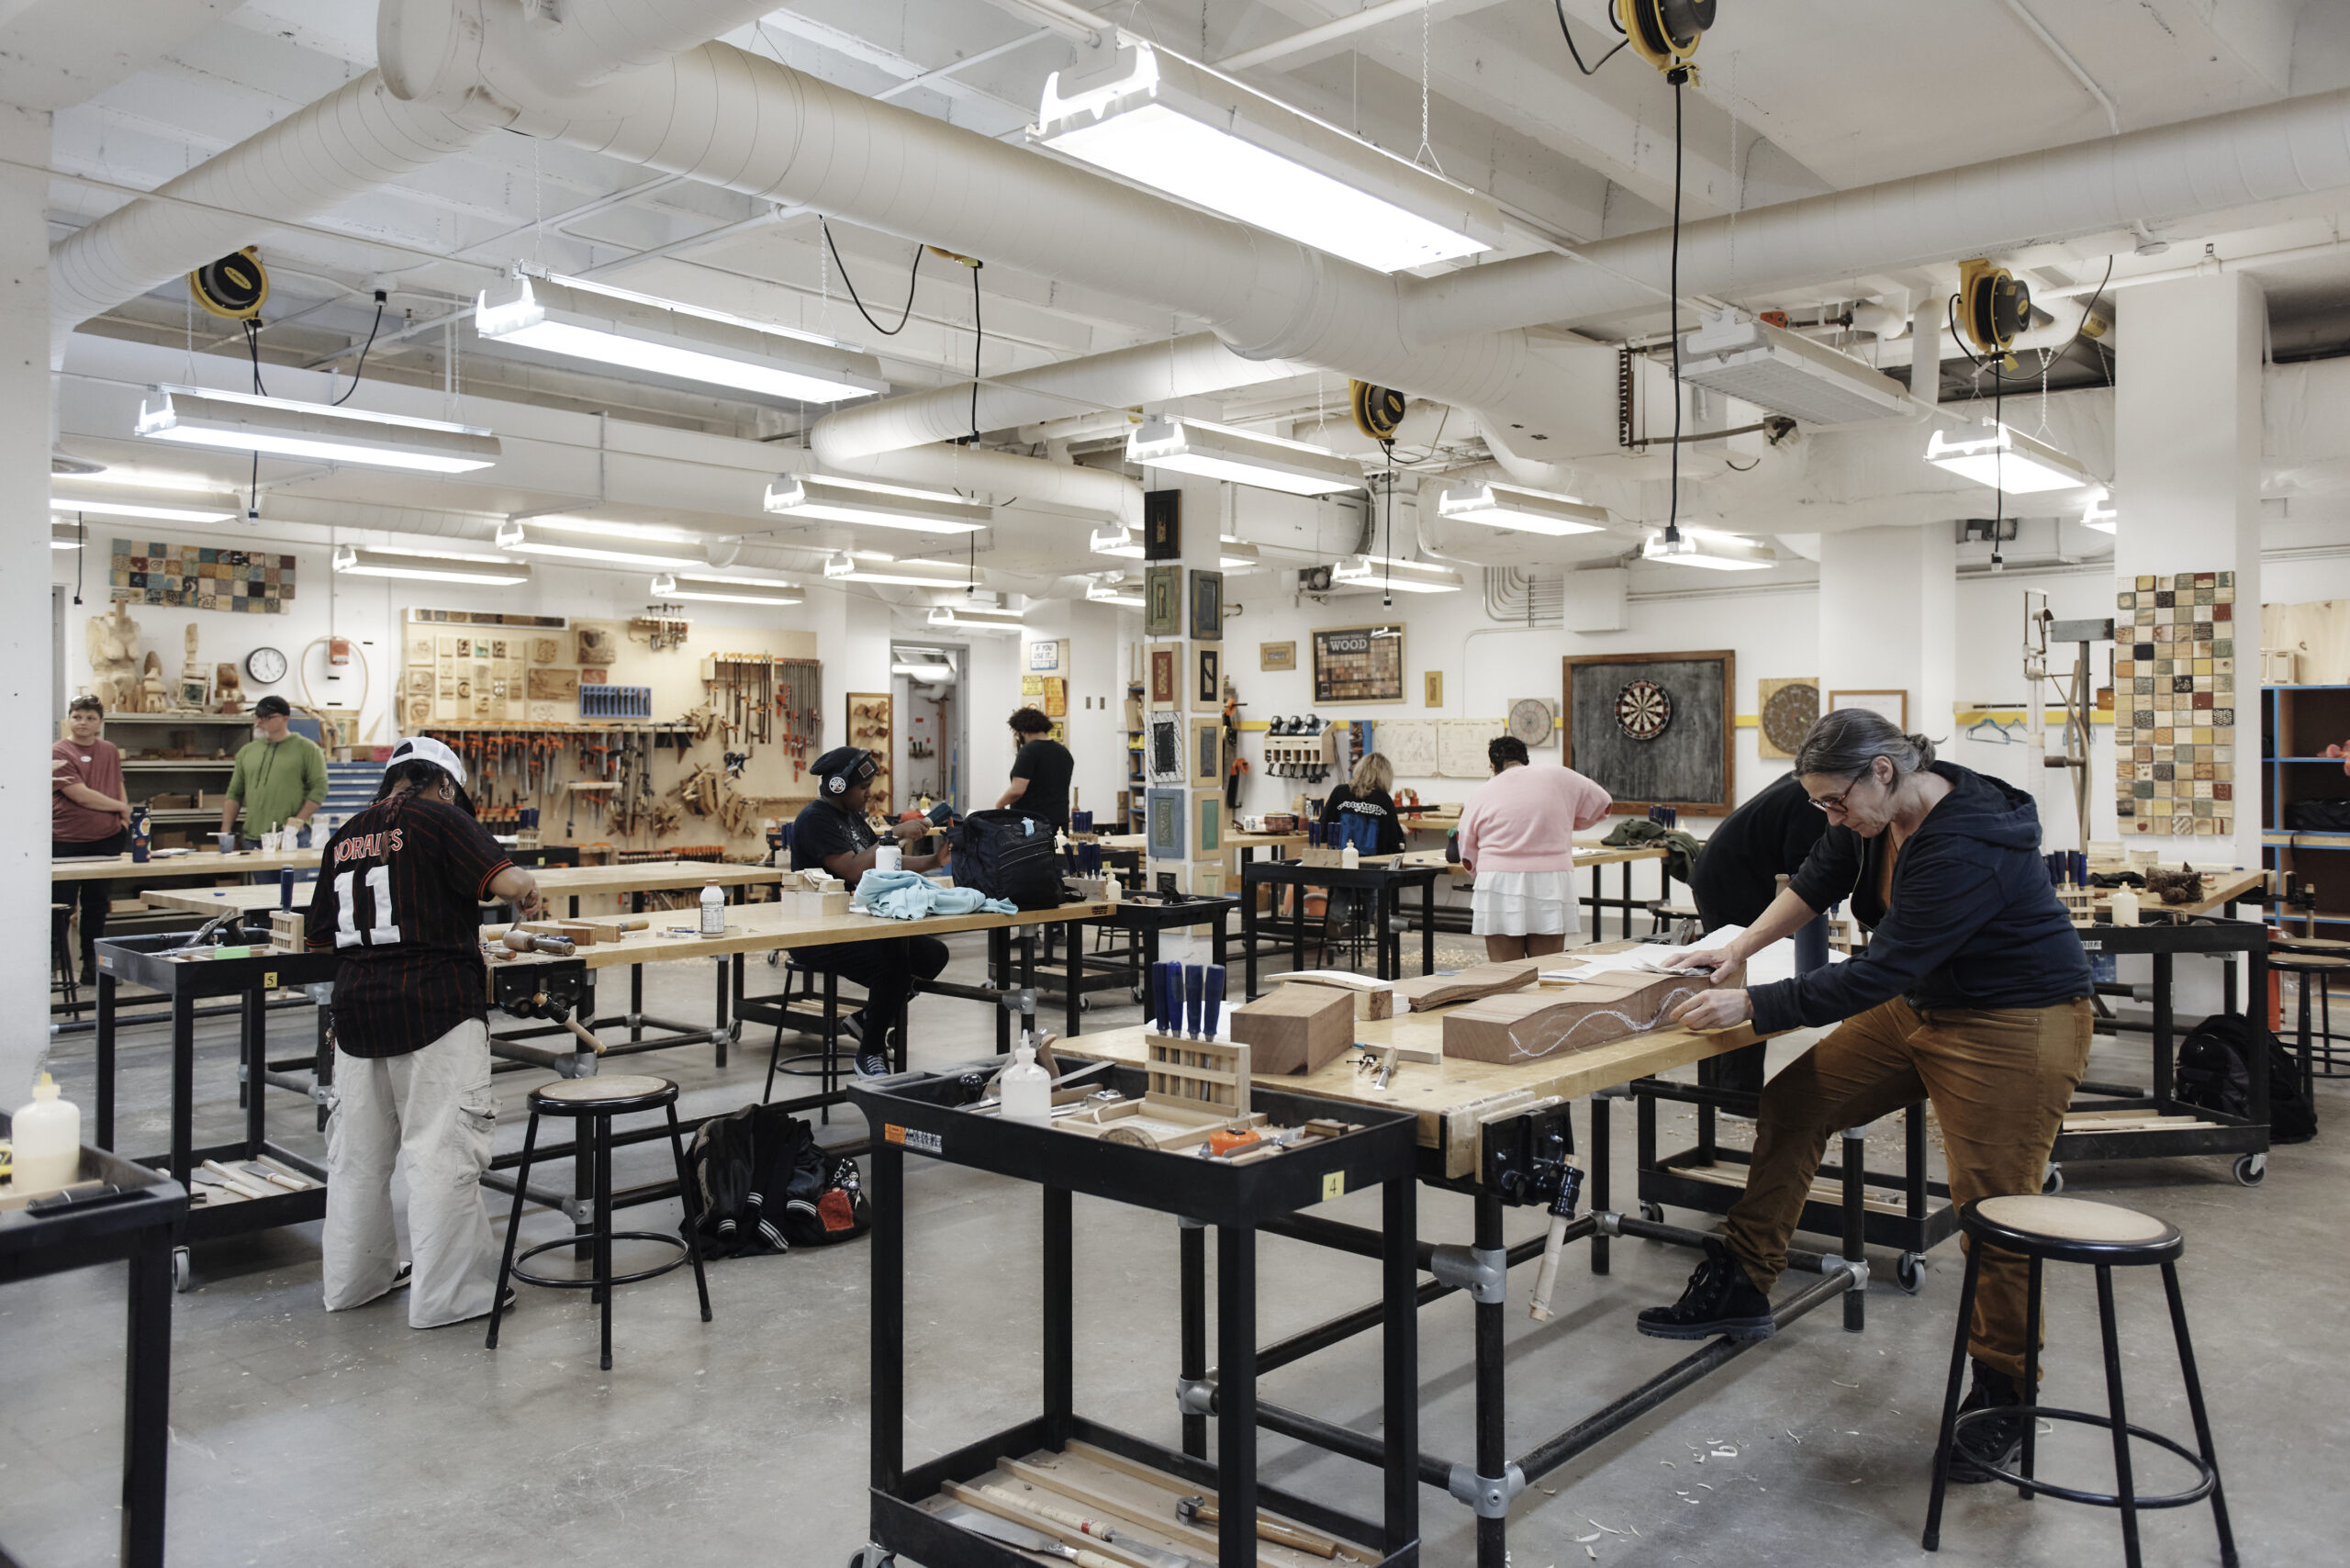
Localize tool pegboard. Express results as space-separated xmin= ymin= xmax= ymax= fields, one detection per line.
xmin=845 ymin=691 xmax=892 ymax=814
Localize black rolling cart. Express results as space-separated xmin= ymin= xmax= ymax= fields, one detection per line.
xmin=0 ymin=1142 xmax=187 ymax=1567
xmin=850 ymin=1065 xmax=1423 ymax=1568
xmin=1239 ymin=859 xmax=1443 ymax=997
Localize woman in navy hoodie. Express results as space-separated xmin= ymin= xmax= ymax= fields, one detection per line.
xmin=1639 ymin=709 xmax=2093 ymax=1485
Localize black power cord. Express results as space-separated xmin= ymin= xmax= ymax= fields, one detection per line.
xmin=330 ymin=290 xmax=387 ymax=406
xmin=1553 ymin=0 xmax=1628 ymax=73
xmin=967 ymin=261 xmax=984 ymax=444
xmin=1664 ymin=66 xmax=1686 ymax=546
xmin=822 ymin=218 xmax=923 ymax=336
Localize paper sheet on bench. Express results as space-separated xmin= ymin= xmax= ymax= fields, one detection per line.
xmin=1542 ymin=925 xmax=1846 ymax=989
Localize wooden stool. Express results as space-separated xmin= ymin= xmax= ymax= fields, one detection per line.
xmin=487 ymin=1074 xmax=711 ymax=1371
xmin=1923 ymin=1195 xmax=2234 ymax=1568
xmin=2267 ymin=951 xmax=2350 ymax=1088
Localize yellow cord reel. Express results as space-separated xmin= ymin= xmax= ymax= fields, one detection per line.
xmin=1350 ymin=381 xmax=1407 ymax=444
xmin=188 ymin=247 xmax=269 ymax=320
xmin=1613 ymin=0 xmax=1716 ymax=78
xmin=1956 ymin=257 xmax=2034 ymax=354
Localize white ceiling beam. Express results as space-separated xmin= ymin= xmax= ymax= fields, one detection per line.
xmin=1216 ymin=0 xmax=1509 ymax=73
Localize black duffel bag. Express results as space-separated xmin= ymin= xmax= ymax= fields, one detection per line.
xmin=951 ymin=809 xmax=1062 ymax=910
xmin=2283 ymin=797 xmax=2350 ymax=833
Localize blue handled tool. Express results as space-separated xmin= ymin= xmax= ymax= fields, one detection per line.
xmin=1184 ymin=965 xmax=1203 ymax=1037
xmin=1203 ymin=966 xmax=1225 ymax=1039
xmin=1158 ymin=963 xmax=1181 ymax=1036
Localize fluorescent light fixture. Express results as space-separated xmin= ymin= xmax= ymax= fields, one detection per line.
xmin=1924 ymin=422 xmax=2095 ymax=494
xmin=1091 ymin=525 xmax=1143 ymax=558
xmin=1086 ymin=574 xmax=1146 ymax=607
xmin=57 ymin=466 xmax=229 ymax=494
xmin=135 ymin=386 xmax=499 ymax=474
xmin=332 ymin=545 xmax=533 ymax=586
xmin=764 ymin=474 xmax=992 ymax=533
xmin=49 ymin=497 xmax=235 ymax=524
xmin=2081 ymin=487 xmax=2117 ymax=534
xmin=649 ymin=573 xmax=678 ymax=594
xmin=1330 ymin=554 xmax=1463 ymax=594
xmin=513 ymin=515 xmax=711 ymax=544
xmin=892 ymin=658 xmax=956 ymax=679
xmin=1219 ymin=539 xmax=1260 ymax=569
xmin=666 ymin=573 xmax=805 ymax=607
xmin=476 ymin=274 xmax=889 ymax=404
xmin=1641 ymin=529 xmax=1774 ymax=571
xmin=928 ymin=603 xmax=1026 ymax=632
xmin=50 ymin=522 xmax=85 ymax=550
xmin=824 ymin=554 xmax=977 ymax=588
xmin=498 ymin=521 xmax=724 ymax=570
xmin=1035 ymin=42 xmax=1502 ymax=274
xmin=1675 ymin=312 xmax=1912 ymax=425
xmin=1435 ymin=482 xmax=1609 ymax=537
xmin=1127 ymin=415 xmax=1364 ymax=497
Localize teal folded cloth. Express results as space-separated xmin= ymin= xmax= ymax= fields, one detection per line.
xmin=853 ymin=868 xmax=1016 ymax=921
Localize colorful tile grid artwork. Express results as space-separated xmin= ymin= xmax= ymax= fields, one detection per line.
xmin=2113 ymin=572 xmax=2233 ymax=837
xmin=108 ymin=538 xmax=296 ymax=613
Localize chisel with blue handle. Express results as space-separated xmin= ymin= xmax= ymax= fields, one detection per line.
xmin=1184 ymin=965 xmax=1203 ymax=1038
xmin=1202 ymin=966 xmax=1225 ymax=1041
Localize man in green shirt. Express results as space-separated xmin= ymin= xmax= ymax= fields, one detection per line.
xmin=220 ymin=694 xmax=329 ymax=845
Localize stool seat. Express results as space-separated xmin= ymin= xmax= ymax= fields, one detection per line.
xmin=2267 ymin=952 xmax=2350 ymax=971
xmin=1970 ymin=1194 xmax=2180 ymax=1265
xmin=531 ymin=1074 xmax=677 ymax=1112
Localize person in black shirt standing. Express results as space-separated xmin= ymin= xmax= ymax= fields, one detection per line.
xmin=997 ymin=706 xmax=1074 ymax=829
xmin=789 ymin=746 xmax=952 ymax=1077
xmin=305 ymin=736 xmax=546 ymax=1328
xmin=1686 ymin=770 xmax=1831 ymax=1093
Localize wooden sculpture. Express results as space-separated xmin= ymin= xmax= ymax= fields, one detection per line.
xmin=85 ymin=604 xmax=140 ymax=710
xmin=1443 ymin=969 xmax=1714 ymax=1064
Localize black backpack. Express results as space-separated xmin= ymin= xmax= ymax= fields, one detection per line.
xmin=950 ymin=809 xmax=1062 ymax=910
xmin=684 ymin=1103 xmax=870 ymax=1257
xmin=2174 ymin=1012 xmax=2317 ymax=1144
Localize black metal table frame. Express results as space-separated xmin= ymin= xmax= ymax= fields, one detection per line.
xmin=0 ymin=1140 xmax=185 ymax=1568
xmin=851 ymin=1065 xmax=1424 ymax=1568
xmin=1170 ymin=1089 xmax=1871 ymax=1568
xmin=1240 ymin=860 xmax=1443 ymax=998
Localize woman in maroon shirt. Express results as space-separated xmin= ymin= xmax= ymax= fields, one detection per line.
xmin=52 ymin=694 xmax=131 ymax=982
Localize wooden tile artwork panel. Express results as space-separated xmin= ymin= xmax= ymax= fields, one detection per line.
xmin=2113 ymin=572 xmax=2234 ymax=838
xmin=110 ymin=538 xmax=295 ymax=612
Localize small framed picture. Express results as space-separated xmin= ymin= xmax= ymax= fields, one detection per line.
xmin=1149 ymin=646 xmax=1178 ymax=707
xmin=1145 ymin=565 xmax=1181 ymax=637
xmin=1190 ymin=569 xmax=1223 ymax=642
xmin=1193 ymin=644 xmax=1221 ymax=711
xmin=1194 ymin=720 xmax=1223 ymax=782
xmin=1425 ymin=670 xmax=1444 ymax=708
xmin=1261 ymin=641 xmax=1297 ymax=672
xmin=1829 ymin=688 xmax=1908 ymax=730
xmin=1147 ymin=787 xmax=1187 ymax=859
xmin=1144 ymin=488 xmax=1181 ymax=559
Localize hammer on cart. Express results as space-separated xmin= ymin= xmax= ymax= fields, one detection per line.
xmin=1172 ymin=1495 xmax=1343 ymax=1559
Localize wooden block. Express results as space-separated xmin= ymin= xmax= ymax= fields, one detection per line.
xmin=1443 ymin=969 xmax=1707 ymax=1063
xmin=1393 ymin=957 xmax=1545 ymax=1012
xmin=1298 ymin=846 xmax=1346 ymax=868
xmin=1143 ymin=1034 xmax=1250 ymax=1116
xmin=1281 ymin=969 xmax=1395 ymax=1019
xmin=520 ymin=919 xmax=598 ymax=946
xmin=1228 ymin=984 xmax=1355 ymax=1076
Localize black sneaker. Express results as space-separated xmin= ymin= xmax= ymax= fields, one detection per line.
xmin=854 ymin=1049 xmax=890 ymax=1079
xmin=1635 ymin=1238 xmax=1775 ymax=1341
xmin=1947 ymin=1361 xmax=2026 ymax=1484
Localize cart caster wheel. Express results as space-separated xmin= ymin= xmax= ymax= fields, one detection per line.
xmin=1639 ymin=1202 xmax=1664 ymax=1225
xmin=172 ymin=1247 xmax=192 ymax=1294
xmin=1896 ymin=1252 xmax=1927 ymax=1294
xmin=2233 ymin=1153 xmax=2266 ymax=1187
xmin=2041 ymin=1164 xmax=2064 ymax=1195
xmin=1131 ymin=986 xmax=1146 ymax=1005
xmin=765 ymin=949 xmax=780 ymax=968
xmin=848 ymin=1551 xmax=893 ymax=1568
xmin=1079 ymin=996 xmax=1091 ymax=1014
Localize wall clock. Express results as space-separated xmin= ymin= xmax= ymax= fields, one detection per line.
xmin=1615 ymin=678 xmax=1673 ymax=741
xmin=244 ymin=645 xmax=287 ymax=684
xmin=1506 ymin=697 xmax=1555 ymax=747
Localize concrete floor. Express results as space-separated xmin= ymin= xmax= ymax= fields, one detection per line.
xmin=5 ymin=929 xmax=2342 ymax=1567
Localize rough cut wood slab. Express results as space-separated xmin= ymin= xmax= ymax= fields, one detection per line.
xmin=1280 ymin=969 xmax=1395 ymax=1019
xmin=1230 ymin=984 xmax=1356 ymax=1075
xmin=1445 ymin=969 xmax=1708 ymax=1064
xmin=1392 ymin=957 xmax=1545 ymax=1012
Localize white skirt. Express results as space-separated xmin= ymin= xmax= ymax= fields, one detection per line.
xmin=1471 ymin=868 xmax=1581 ymax=937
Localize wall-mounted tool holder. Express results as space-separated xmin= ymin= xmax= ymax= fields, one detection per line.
xmin=1261 ymin=727 xmax=1337 ymax=781
xmin=579 ymin=684 xmax=653 ymax=720
xmin=845 ymin=691 xmax=892 ymax=812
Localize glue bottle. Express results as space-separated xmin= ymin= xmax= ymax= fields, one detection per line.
xmin=699 ymin=880 xmax=725 ymax=935
xmin=1001 ymin=1039 xmax=1053 ymax=1126
xmin=1340 ymin=837 xmax=1361 ymax=869
xmin=2109 ymin=885 xmax=2140 ymax=926
xmin=9 ymin=1073 xmax=81 ymax=1193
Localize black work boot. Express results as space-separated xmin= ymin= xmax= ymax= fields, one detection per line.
xmin=1947 ymin=1360 xmax=2026 ymax=1484
xmin=1636 ymin=1238 xmax=1775 ymax=1341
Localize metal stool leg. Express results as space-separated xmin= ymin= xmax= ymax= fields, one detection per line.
xmin=2020 ymin=1254 xmax=2042 ymax=1501
xmin=487 ymin=1109 xmax=541 ymax=1350
xmin=595 ymin=1113 xmax=615 ymax=1372
xmin=2095 ymin=1265 xmax=2143 ymax=1568
xmin=1921 ymin=1239 xmax=1986 ymax=1551
xmin=666 ymin=1103 xmax=713 ymax=1324
xmin=763 ymin=1024 xmax=782 ymax=1103
xmin=822 ymin=969 xmax=839 ymax=1123
xmin=2162 ymin=1261 xmax=2237 ymax=1567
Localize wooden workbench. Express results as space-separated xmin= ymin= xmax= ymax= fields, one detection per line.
xmin=53 ymin=846 xmax=323 ymax=882
xmin=134 ymin=858 xmax=783 ymax=917
xmin=2077 ymin=864 xmax=2265 ymax=922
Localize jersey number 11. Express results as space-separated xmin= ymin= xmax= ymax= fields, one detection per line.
xmin=332 ymin=866 xmax=403 ymax=948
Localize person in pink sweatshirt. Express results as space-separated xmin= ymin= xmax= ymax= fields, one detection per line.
xmin=1457 ymin=734 xmax=1614 ymax=960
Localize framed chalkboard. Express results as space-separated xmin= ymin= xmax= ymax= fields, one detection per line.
xmin=1313 ymin=623 xmax=1405 ymax=703
xmin=1561 ymin=650 xmax=1735 ymax=816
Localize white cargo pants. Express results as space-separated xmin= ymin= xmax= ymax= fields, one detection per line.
xmin=322 ymin=1018 xmax=500 ymax=1328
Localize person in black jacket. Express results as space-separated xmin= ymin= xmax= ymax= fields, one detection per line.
xmin=1687 ymin=770 xmax=1830 ymax=1093
xmin=1638 ymin=710 xmax=2093 ymax=1486
xmin=1320 ymin=752 xmax=1406 ymax=857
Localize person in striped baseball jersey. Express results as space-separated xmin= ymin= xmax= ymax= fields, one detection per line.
xmin=305 ymin=736 xmax=546 ymax=1328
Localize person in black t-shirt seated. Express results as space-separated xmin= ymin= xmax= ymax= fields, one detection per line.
xmin=1317 ymin=752 xmax=1406 ymax=938
xmin=996 ymin=706 xmax=1074 ymax=829
xmin=1686 ymin=771 xmax=1831 ymax=1094
xmin=306 ymin=735 xmax=546 ymax=1329
xmin=789 ymin=746 xmax=952 ymax=1078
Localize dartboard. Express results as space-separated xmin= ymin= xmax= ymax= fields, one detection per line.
xmin=1615 ymin=679 xmax=1673 ymax=741
xmin=1761 ymin=679 xmax=1819 ymax=758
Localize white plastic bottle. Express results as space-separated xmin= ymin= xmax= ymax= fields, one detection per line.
xmin=10 ymin=1073 xmax=81 ymax=1193
xmin=1000 ymin=1040 xmax=1053 ymax=1126
xmin=699 ymin=880 xmax=726 ymax=935
xmin=1340 ymin=838 xmax=1361 ymax=869
xmin=2109 ymin=886 xmax=2140 ymax=926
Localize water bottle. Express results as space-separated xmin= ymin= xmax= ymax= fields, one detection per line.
xmin=279 ymin=868 xmax=296 ymax=911
xmin=699 ymin=880 xmax=725 ymax=935
xmin=129 ymin=805 xmax=151 ymax=863
xmin=1000 ymin=1040 xmax=1052 ymax=1126
xmin=9 ymin=1073 xmax=81 ymax=1193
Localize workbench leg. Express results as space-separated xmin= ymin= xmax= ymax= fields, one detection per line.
xmin=1044 ymin=1184 xmax=1073 ymax=1445
xmin=711 ymin=956 xmax=730 ymax=1070
xmin=2249 ymin=946 xmax=2271 ymax=1132
xmin=1179 ymin=1217 xmax=1207 ymax=1461
xmin=1473 ymin=1191 xmax=1510 ymax=1568
xmin=170 ymin=991 xmax=196 ymax=1187
xmin=1292 ymin=879 xmax=1305 ymax=983
xmin=1620 ymin=859 xmax=1634 ymax=943
xmin=991 ymin=928 xmax=1011 ymax=1055
xmin=122 ymin=1232 xmax=172 ymax=1568
xmin=1422 ymin=876 xmax=1436 ymax=978
xmin=1216 ymin=1223 xmax=1259 ymax=1568
xmin=1241 ymin=874 xmax=1258 ymax=1000
xmin=822 ymin=970 xmax=839 ymax=1125
xmin=1375 ymin=884 xmax=1394 ymax=982
xmin=871 ymin=1140 xmax=905 ymax=1496
xmin=1382 ymin=1178 xmax=1421 ymax=1557
xmin=242 ymin=987 xmax=265 ymax=1154
xmin=1907 ymin=1104 xmax=1929 ymax=1225
xmin=1065 ymin=920 xmax=1081 ymax=1040
xmin=2153 ymin=951 xmax=2176 ymax=1112
xmin=1590 ymin=1093 xmax=1611 ymax=1276
xmin=96 ymin=972 xmax=117 ymax=1149
xmin=1841 ymin=1126 xmax=1866 ymax=1332
xmin=629 ymin=890 xmax=645 ymax=1041
xmin=1212 ymin=910 xmax=1228 ymax=973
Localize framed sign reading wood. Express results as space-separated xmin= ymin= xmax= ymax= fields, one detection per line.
xmin=1561 ymin=649 xmax=1736 ymax=815
xmin=1313 ymin=623 xmax=1405 ymax=704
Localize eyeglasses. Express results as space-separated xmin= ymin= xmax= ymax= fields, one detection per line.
xmin=1808 ymin=770 xmax=1874 ymax=814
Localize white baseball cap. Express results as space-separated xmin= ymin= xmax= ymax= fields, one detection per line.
xmin=386 ymin=734 xmax=468 ymax=790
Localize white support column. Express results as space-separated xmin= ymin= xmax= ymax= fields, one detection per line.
xmin=1818 ymin=523 xmax=1955 ymax=756
xmin=2112 ymin=272 xmax=2264 ymax=872
xmin=0 ymin=105 xmax=49 ymax=1105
